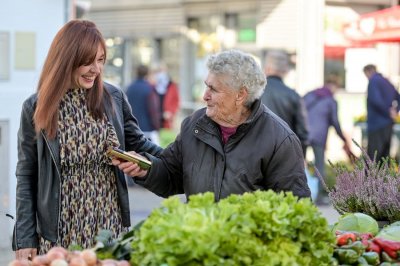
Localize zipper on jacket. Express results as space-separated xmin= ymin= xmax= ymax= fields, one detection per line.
xmin=41 ymin=131 xmax=62 ymax=243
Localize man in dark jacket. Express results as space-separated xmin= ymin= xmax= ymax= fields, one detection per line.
xmin=113 ymin=50 xmax=311 ymax=201
xmin=363 ymin=64 xmax=400 ymax=162
xmin=261 ymin=50 xmax=309 ymax=156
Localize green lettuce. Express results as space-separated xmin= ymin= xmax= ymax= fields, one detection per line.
xmin=130 ymin=190 xmax=335 ymax=266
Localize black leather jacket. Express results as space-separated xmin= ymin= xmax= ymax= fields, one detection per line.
xmin=13 ymin=83 xmax=162 ymax=250
xmin=137 ymin=100 xmax=311 ymax=201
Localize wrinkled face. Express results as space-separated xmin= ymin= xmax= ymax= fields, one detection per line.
xmin=203 ymin=73 xmax=239 ymax=124
xmin=72 ymin=45 xmax=105 ymax=89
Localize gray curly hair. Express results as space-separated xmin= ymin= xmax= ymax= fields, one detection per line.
xmin=206 ymin=50 xmax=266 ymax=106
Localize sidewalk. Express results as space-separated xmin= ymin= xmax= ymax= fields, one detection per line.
xmin=0 ymin=247 xmax=13 ymax=265
xmin=1 ymin=186 xmax=340 ymax=264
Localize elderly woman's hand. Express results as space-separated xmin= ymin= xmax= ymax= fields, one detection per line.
xmin=111 ymin=151 xmax=148 ymax=178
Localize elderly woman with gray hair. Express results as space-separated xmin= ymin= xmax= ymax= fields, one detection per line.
xmin=113 ymin=49 xmax=311 ymax=201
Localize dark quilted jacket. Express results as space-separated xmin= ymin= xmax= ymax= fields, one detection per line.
xmin=136 ymin=100 xmax=311 ymax=201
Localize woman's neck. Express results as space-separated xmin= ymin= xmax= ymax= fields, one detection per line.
xmin=217 ymin=107 xmax=251 ymax=127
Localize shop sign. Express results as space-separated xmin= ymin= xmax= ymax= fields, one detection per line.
xmin=343 ymin=6 xmax=400 ymax=43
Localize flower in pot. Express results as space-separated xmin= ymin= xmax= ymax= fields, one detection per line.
xmin=318 ymin=141 xmax=400 ymax=223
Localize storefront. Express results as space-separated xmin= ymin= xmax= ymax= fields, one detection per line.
xmin=323 ymin=5 xmax=400 ymax=93
xmin=343 ymin=5 xmax=400 ymax=44
xmin=87 ymin=0 xmax=399 ymax=118
xmin=88 ymin=0 xmax=325 ymax=110
xmin=89 ymin=1 xmax=263 ymax=109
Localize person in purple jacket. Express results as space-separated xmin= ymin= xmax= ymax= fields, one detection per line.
xmin=303 ymin=74 xmax=352 ymax=204
xmin=363 ymin=64 xmax=400 ymax=163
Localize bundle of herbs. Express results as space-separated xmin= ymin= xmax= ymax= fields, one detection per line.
xmin=318 ymin=141 xmax=400 ymax=223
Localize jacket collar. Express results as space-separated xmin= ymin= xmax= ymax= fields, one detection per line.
xmin=267 ymin=75 xmax=283 ymax=82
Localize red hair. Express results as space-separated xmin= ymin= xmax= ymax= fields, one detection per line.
xmin=33 ymin=19 xmax=109 ymax=139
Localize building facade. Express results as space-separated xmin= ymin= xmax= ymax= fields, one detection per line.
xmin=88 ymin=0 xmax=322 ymax=111
xmin=87 ymin=0 xmax=400 ymax=168
xmin=88 ymin=0 xmax=399 ymax=114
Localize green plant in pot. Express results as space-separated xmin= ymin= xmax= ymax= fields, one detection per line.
xmin=318 ymin=141 xmax=400 ymax=223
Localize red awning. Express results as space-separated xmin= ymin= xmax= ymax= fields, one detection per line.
xmin=324 ymin=43 xmax=373 ymax=59
xmin=324 ymin=45 xmax=347 ymax=59
xmin=343 ymin=6 xmax=400 ymax=43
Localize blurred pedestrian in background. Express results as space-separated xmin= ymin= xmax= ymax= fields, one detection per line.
xmin=14 ymin=19 xmax=162 ymax=260
xmin=261 ymin=50 xmax=309 ymax=156
xmin=363 ymin=64 xmax=400 ymax=163
xmin=303 ymin=74 xmax=352 ymax=205
xmin=113 ymin=49 xmax=311 ymax=201
xmin=152 ymin=62 xmax=180 ymax=130
xmin=126 ymin=64 xmax=161 ymax=145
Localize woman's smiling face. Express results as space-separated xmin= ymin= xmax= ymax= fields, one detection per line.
xmin=72 ymin=44 xmax=105 ymax=89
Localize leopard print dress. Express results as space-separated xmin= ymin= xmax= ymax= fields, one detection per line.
xmin=39 ymin=88 xmax=127 ymax=253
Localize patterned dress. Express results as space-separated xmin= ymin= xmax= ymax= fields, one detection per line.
xmin=39 ymin=88 xmax=127 ymax=253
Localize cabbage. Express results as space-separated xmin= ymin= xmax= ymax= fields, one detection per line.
xmin=388 ymin=221 xmax=400 ymax=227
xmin=376 ymin=224 xmax=400 ymax=241
xmin=332 ymin=212 xmax=379 ymax=235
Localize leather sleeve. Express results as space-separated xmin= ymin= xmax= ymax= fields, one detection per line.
xmin=14 ymin=98 xmax=39 ymax=249
xmin=112 ymin=87 xmax=163 ymax=156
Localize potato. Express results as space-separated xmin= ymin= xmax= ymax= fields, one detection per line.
xmin=69 ymin=256 xmax=88 ymax=266
xmin=117 ymin=260 xmax=130 ymax=266
xmin=31 ymin=255 xmax=50 ymax=266
xmin=49 ymin=259 xmax=68 ymax=266
xmin=80 ymin=249 xmax=97 ymax=266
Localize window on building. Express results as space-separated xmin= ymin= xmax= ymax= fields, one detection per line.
xmin=187 ymin=17 xmax=200 ymax=31
xmin=225 ymin=13 xmax=238 ymax=30
xmin=237 ymin=13 xmax=256 ymax=43
xmin=224 ymin=12 xmax=256 ymax=43
xmin=104 ymin=37 xmax=125 ymax=88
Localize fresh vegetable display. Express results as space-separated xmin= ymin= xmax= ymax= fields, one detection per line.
xmin=7 ymin=246 xmax=130 ymax=266
xmin=336 ymin=232 xmax=357 ymax=246
xmin=10 ymin=193 xmax=400 ymax=265
xmin=376 ymin=222 xmax=400 ymax=242
xmin=332 ymin=213 xmax=400 ymax=265
xmin=332 ymin=212 xmax=380 ymax=236
xmin=373 ymin=238 xmax=400 ymax=260
xmin=130 ymin=190 xmax=335 ymax=265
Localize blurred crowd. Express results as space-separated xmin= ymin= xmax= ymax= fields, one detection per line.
xmin=260 ymin=50 xmax=400 ymax=204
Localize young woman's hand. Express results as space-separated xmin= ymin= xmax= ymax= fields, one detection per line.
xmin=16 ymin=248 xmax=37 ymax=260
